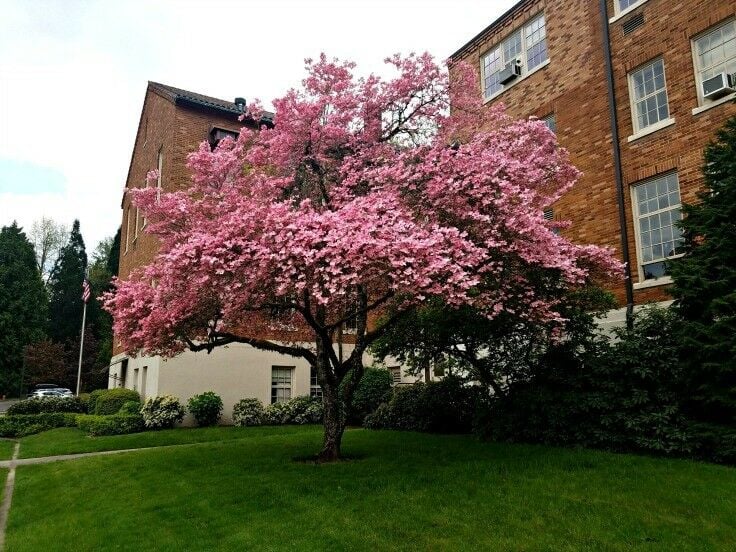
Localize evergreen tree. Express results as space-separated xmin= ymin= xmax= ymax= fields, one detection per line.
xmin=0 ymin=223 xmax=48 ymax=396
xmin=669 ymin=116 xmax=736 ymax=425
xmin=47 ymin=220 xmax=87 ymax=344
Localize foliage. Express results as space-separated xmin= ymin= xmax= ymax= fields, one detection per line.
xmin=343 ymin=367 xmax=392 ymax=425
xmin=47 ymin=219 xmax=87 ymax=344
xmin=7 ymin=396 xmax=86 ymax=415
xmin=187 ymin=391 xmax=223 ymax=427
xmin=232 ymin=398 xmax=265 ymax=427
xmin=0 ymin=222 xmax=48 ymax=396
xmin=669 ymin=115 xmax=736 ymax=429
xmin=0 ymin=413 xmax=77 ymax=437
xmin=75 ymin=414 xmax=144 ymax=436
xmin=29 ymin=216 xmax=68 ymax=285
xmin=364 ymin=377 xmax=479 ymax=433
xmin=263 ymin=396 xmax=323 ymax=425
xmin=119 ymin=400 xmax=142 ymax=415
xmin=93 ymin=388 xmax=141 ymax=415
xmin=140 ymin=395 xmax=185 ymax=429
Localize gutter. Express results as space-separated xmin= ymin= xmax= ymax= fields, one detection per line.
xmin=599 ymin=0 xmax=635 ymax=328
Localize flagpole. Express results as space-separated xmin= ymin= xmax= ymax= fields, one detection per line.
xmin=76 ymin=300 xmax=87 ymax=396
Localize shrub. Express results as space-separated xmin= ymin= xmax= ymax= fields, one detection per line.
xmin=345 ymin=368 xmax=392 ymax=425
xmin=7 ymin=396 xmax=86 ymax=415
xmin=232 ymin=398 xmax=265 ymax=427
xmin=364 ymin=377 xmax=478 ymax=434
xmin=0 ymin=413 xmax=77 ymax=437
xmin=187 ymin=392 xmax=223 ymax=427
xmin=87 ymin=389 xmax=107 ymax=414
xmin=263 ymin=396 xmax=323 ymax=425
xmin=76 ymin=414 xmax=144 ymax=436
xmin=140 ymin=395 xmax=185 ymax=429
xmin=119 ymin=400 xmax=142 ymax=415
xmin=94 ymin=388 xmax=141 ymax=415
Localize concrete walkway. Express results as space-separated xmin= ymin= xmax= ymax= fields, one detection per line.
xmin=0 ymin=443 xmax=20 ymax=551
xmin=0 ymin=446 xmax=159 ymax=469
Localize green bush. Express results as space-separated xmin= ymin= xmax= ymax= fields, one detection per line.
xmin=76 ymin=414 xmax=144 ymax=436
xmin=232 ymin=398 xmax=265 ymax=427
xmin=87 ymin=389 xmax=107 ymax=414
xmin=7 ymin=396 xmax=86 ymax=415
xmin=94 ymin=388 xmax=141 ymax=415
xmin=344 ymin=368 xmax=392 ymax=425
xmin=0 ymin=413 xmax=77 ymax=437
xmin=187 ymin=392 xmax=223 ymax=427
xmin=263 ymin=396 xmax=323 ymax=425
xmin=141 ymin=395 xmax=185 ymax=429
xmin=364 ymin=377 xmax=478 ymax=434
xmin=119 ymin=401 xmax=142 ymax=415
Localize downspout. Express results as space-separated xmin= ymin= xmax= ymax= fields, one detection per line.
xmin=599 ymin=0 xmax=635 ymax=329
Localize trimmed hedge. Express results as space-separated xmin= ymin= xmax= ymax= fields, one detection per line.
xmin=75 ymin=414 xmax=145 ymax=436
xmin=94 ymin=389 xmax=141 ymax=415
xmin=263 ymin=396 xmax=323 ymax=425
xmin=7 ymin=397 xmax=86 ymax=415
xmin=0 ymin=413 xmax=78 ymax=438
xmin=187 ymin=392 xmax=223 ymax=427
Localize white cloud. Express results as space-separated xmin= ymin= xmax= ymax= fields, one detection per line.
xmin=0 ymin=0 xmax=517 ymax=250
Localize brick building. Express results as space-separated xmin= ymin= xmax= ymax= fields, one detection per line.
xmin=109 ymin=82 xmax=413 ymax=419
xmin=449 ymin=0 xmax=736 ymax=326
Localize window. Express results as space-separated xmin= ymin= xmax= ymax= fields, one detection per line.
xmin=543 ymin=207 xmax=560 ymax=235
xmin=632 ymin=173 xmax=684 ymax=281
xmin=134 ymin=207 xmax=139 ymax=240
xmin=271 ymin=366 xmax=293 ymax=404
xmin=310 ymin=366 xmax=322 ymax=398
xmin=618 ymin=0 xmax=640 ymax=11
xmin=124 ymin=206 xmax=131 ymax=252
xmin=481 ymin=13 xmax=548 ymax=99
xmin=542 ymin=114 xmax=556 ymax=133
xmin=389 ymin=367 xmax=402 ymax=385
xmin=133 ymin=368 xmax=139 ymax=391
xmin=693 ymin=20 xmax=736 ymax=104
xmin=157 ymin=147 xmax=163 ymax=201
xmin=628 ymin=59 xmax=670 ymax=133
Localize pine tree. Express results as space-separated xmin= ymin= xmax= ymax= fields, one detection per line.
xmin=669 ymin=115 xmax=736 ymax=425
xmin=0 ymin=223 xmax=48 ymax=396
xmin=47 ymin=220 xmax=88 ymax=345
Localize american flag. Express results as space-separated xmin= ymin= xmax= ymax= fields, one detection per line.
xmin=82 ymin=279 xmax=91 ymax=303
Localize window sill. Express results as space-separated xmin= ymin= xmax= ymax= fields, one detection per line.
xmin=483 ymin=59 xmax=551 ymax=104
xmin=627 ymin=118 xmax=675 ymax=143
xmin=609 ymin=0 xmax=651 ymax=24
xmin=692 ymin=93 xmax=736 ymax=116
xmin=633 ymin=276 xmax=673 ymax=290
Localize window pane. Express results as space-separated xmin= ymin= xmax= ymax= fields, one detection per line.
xmin=630 ymin=59 xmax=669 ymax=131
xmin=695 ymin=20 xmax=736 ymax=98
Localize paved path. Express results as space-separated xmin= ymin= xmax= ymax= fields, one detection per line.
xmin=0 ymin=442 xmax=20 ymax=551
xmin=0 ymin=446 xmax=161 ymax=469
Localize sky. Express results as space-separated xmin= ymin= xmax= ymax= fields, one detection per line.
xmin=0 ymin=0 xmax=517 ymax=250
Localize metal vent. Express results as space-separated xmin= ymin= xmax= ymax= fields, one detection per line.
xmin=543 ymin=208 xmax=554 ymax=221
xmin=622 ymin=12 xmax=645 ymax=35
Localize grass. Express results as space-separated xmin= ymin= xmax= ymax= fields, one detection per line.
xmin=18 ymin=425 xmax=316 ymax=459
xmin=6 ymin=428 xmax=736 ymax=551
xmin=0 ymin=439 xmax=15 ymax=461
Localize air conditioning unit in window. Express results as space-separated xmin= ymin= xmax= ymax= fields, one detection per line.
xmin=702 ymin=72 xmax=736 ymax=100
xmin=499 ymin=59 xmax=523 ymax=85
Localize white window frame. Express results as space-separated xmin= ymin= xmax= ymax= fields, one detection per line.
xmin=134 ymin=207 xmax=139 ymax=240
xmin=310 ymin=366 xmax=322 ymax=398
xmin=627 ymin=58 xmax=673 ymax=137
xmin=542 ymin=113 xmax=556 ymax=134
xmin=157 ymin=147 xmax=163 ymax=201
xmin=124 ymin=206 xmax=130 ymax=252
xmin=271 ymin=366 xmax=293 ymax=404
xmin=691 ymin=18 xmax=736 ymax=111
xmin=630 ymin=172 xmax=685 ymax=287
xmin=389 ymin=366 xmax=402 ymax=386
xmin=480 ymin=13 xmax=549 ymax=101
xmin=610 ymin=0 xmax=651 ymax=23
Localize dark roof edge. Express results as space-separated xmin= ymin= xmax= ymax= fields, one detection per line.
xmin=449 ymin=0 xmax=534 ymax=62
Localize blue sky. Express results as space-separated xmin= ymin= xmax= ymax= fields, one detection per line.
xmin=0 ymin=0 xmax=517 ymax=249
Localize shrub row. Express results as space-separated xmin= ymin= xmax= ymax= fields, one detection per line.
xmin=0 ymin=413 xmax=78 ymax=438
xmin=7 ymin=396 xmax=86 ymax=415
xmin=88 ymin=388 xmax=141 ymax=415
xmin=232 ymin=396 xmax=323 ymax=426
xmin=75 ymin=414 xmax=145 ymax=436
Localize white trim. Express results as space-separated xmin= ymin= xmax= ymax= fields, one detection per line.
xmin=483 ymin=59 xmax=551 ymax=104
xmin=609 ymin=0 xmax=651 ymax=24
xmin=691 ymin=92 xmax=736 ymax=115
xmin=633 ymin=275 xmax=673 ymax=290
xmin=627 ymin=58 xmax=671 ymax=136
xmin=627 ymin=118 xmax=675 ymax=143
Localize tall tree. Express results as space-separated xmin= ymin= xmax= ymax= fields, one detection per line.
xmin=106 ymin=54 xmax=619 ymax=461
xmin=29 ymin=216 xmax=68 ymax=284
xmin=0 ymin=223 xmax=48 ymax=396
xmin=47 ymin=219 xmax=87 ymax=344
xmin=670 ymin=115 xmax=736 ymax=426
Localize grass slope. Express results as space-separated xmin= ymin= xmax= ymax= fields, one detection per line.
xmin=7 ymin=429 xmax=736 ymax=551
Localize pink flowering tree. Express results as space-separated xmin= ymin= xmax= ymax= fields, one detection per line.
xmin=106 ymin=53 xmax=619 ymax=461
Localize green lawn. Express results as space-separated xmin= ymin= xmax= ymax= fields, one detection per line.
xmin=6 ymin=428 xmax=736 ymax=551
xmin=0 ymin=439 xmax=15 ymax=461
xmin=18 ymin=424 xmax=316 ymax=459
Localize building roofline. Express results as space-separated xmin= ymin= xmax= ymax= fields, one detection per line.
xmin=449 ymin=0 xmax=535 ymax=62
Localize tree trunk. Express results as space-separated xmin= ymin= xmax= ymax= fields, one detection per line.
xmin=318 ymin=381 xmax=344 ymax=462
